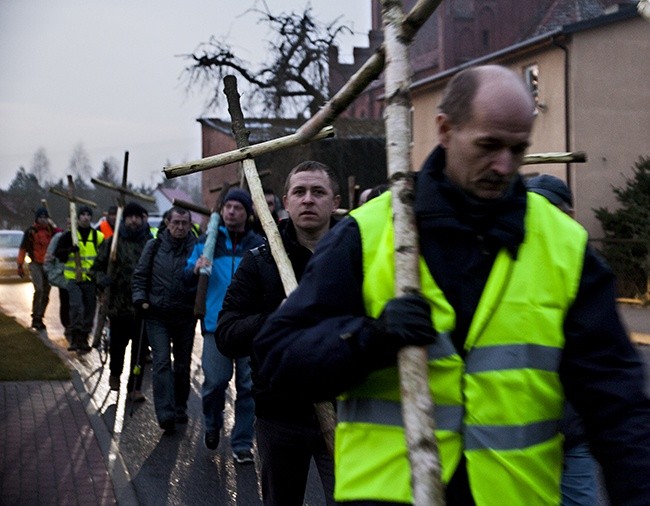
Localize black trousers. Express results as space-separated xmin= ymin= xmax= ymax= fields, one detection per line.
xmin=109 ymin=315 xmax=145 ymax=391
xmin=256 ymin=416 xmax=335 ymax=506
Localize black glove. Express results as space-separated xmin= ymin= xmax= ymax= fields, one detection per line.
xmin=134 ymin=300 xmax=150 ymax=319
xmin=356 ymin=293 xmax=437 ymax=369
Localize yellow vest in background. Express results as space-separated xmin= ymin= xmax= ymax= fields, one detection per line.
xmin=63 ymin=229 xmax=104 ymax=281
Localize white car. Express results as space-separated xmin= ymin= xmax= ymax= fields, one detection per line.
xmin=0 ymin=230 xmax=30 ymax=281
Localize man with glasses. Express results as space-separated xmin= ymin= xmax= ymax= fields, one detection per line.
xmin=132 ymin=206 xmax=198 ymax=433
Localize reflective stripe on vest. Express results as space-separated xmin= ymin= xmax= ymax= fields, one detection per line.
xmin=334 ymin=190 xmax=587 ymax=505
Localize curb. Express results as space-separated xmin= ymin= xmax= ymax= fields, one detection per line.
xmin=31 ymin=325 xmax=139 ymax=506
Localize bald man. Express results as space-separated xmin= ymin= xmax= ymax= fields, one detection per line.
xmin=252 ymin=65 xmax=650 ymax=505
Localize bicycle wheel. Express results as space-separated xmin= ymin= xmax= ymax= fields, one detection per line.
xmin=98 ymin=323 xmax=110 ymax=365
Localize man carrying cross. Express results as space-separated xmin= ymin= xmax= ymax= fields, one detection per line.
xmin=55 ymin=205 xmax=104 ymax=353
xmin=91 ymin=202 xmax=152 ymax=398
xmin=185 ymin=189 xmax=263 ymax=463
xmin=253 ymin=65 xmax=650 ymax=504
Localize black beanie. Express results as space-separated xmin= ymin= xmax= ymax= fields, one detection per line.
xmin=77 ymin=205 xmax=93 ymax=217
xmin=34 ymin=207 xmax=49 ymax=219
xmin=123 ymin=202 xmax=147 ymax=218
xmin=223 ymin=188 xmax=253 ymax=217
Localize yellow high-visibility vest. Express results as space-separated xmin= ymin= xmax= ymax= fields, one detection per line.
xmin=336 ymin=190 xmax=587 ymax=504
xmin=63 ymin=229 xmax=104 ymax=281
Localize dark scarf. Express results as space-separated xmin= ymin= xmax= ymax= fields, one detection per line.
xmin=414 ymin=145 xmax=527 ymax=258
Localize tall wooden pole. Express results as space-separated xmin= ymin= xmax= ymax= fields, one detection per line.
xmin=382 ymin=1 xmax=444 ymax=504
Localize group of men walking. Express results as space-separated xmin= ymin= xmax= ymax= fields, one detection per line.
xmin=16 ymin=64 xmax=650 ymax=506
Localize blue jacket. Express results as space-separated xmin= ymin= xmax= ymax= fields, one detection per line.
xmin=186 ymin=224 xmax=263 ymax=333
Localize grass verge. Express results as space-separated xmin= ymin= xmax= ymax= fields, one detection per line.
xmin=0 ymin=311 xmax=70 ymax=381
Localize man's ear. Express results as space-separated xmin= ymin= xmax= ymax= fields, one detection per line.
xmin=332 ymin=194 xmax=341 ymax=211
xmin=436 ymin=113 xmax=452 ymax=148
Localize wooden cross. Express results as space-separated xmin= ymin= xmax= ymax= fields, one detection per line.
xmin=91 ymin=151 xmax=155 ymax=261
xmin=90 ymin=151 xmax=155 ymax=344
xmin=49 ymin=175 xmax=98 ymax=282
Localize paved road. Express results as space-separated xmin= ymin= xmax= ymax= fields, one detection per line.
xmin=0 ymin=280 xmax=328 ymax=505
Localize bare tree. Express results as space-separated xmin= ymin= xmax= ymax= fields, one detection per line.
xmin=96 ymin=157 xmax=120 ymax=185
xmin=30 ymin=147 xmax=51 ymax=183
xmin=68 ymin=143 xmax=92 ymax=179
xmin=181 ymin=4 xmax=351 ymax=118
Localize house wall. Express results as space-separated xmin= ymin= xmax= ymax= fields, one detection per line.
xmin=568 ymin=16 xmax=650 ymax=236
xmin=200 ymin=125 xmax=242 ymax=210
xmin=410 ymin=15 xmax=649 ymax=238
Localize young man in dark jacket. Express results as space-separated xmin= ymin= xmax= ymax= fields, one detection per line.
xmin=253 ymin=65 xmax=650 ymax=505
xmin=216 ymin=162 xmax=340 ymax=505
xmin=92 ymin=202 xmax=152 ymax=401
xmin=132 ymin=206 xmax=197 ymax=433
xmin=18 ymin=207 xmax=61 ymax=330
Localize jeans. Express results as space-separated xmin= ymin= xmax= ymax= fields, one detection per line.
xmin=201 ymin=332 xmax=254 ymax=452
xmin=28 ymin=262 xmax=51 ymax=322
xmin=256 ymin=417 xmax=335 ymax=506
xmin=561 ymin=443 xmax=597 ymax=506
xmin=147 ymin=317 xmax=196 ymax=424
xmin=66 ymin=281 xmax=96 ymax=345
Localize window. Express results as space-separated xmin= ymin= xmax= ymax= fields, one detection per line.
xmin=524 ymin=64 xmax=546 ymax=113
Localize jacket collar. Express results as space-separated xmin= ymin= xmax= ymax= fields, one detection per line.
xmin=414 ymin=145 xmax=527 ymax=258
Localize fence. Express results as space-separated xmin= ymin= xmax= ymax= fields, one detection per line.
xmin=589 ymin=238 xmax=649 ymax=304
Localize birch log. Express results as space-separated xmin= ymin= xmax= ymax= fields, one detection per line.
xmin=382 ymin=1 xmax=444 ymax=504
xmin=222 ymin=75 xmax=337 ymax=455
xmin=163 ymin=127 xmax=334 ymax=179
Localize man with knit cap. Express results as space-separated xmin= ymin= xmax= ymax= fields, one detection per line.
xmin=55 ymin=205 xmax=104 ymax=353
xmin=92 ymin=202 xmax=152 ymax=399
xmin=18 ymin=206 xmax=61 ymax=330
xmin=186 ymin=188 xmax=263 ymax=463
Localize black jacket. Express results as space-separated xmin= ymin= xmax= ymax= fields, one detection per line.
xmin=91 ymin=224 xmax=152 ymax=318
xmin=131 ymin=229 xmax=197 ymax=321
xmin=217 ymin=218 xmax=335 ymax=423
xmin=253 ymin=146 xmax=650 ymax=505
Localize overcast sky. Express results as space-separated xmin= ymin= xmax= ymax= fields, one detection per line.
xmin=0 ymin=0 xmax=371 ymax=190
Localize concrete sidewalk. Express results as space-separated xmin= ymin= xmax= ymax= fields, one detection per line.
xmin=0 ymin=370 xmax=137 ymax=505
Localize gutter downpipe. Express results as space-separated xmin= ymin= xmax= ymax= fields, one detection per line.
xmin=552 ymin=35 xmax=572 ymax=189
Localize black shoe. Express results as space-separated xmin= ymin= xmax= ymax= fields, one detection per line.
xmin=175 ymin=413 xmax=189 ymax=424
xmin=232 ymin=448 xmax=254 ymax=465
xmin=204 ymin=430 xmax=220 ymax=450
xmin=160 ymin=419 xmax=175 ymax=433
xmin=77 ymin=344 xmax=92 ymax=355
xmin=67 ymin=343 xmax=78 ymax=351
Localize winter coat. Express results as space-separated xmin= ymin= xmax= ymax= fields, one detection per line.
xmin=131 ymin=228 xmax=197 ymax=321
xmin=216 ymin=219 xmax=335 ymax=424
xmin=91 ymin=224 xmax=151 ymax=318
xmin=184 ymin=224 xmax=263 ymax=333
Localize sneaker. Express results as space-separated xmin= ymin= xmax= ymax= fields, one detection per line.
xmin=109 ymin=376 xmax=120 ymax=391
xmin=175 ymin=412 xmax=189 ymax=424
xmin=128 ymin=391 xmax=146 ymax=403
xmin=204 ymin=430 xmax=220 ymax=450
xmin=232 ymin=448 xmax=254 ymax=465
xmin=160 ymin=419 xmax=175 ymax=434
